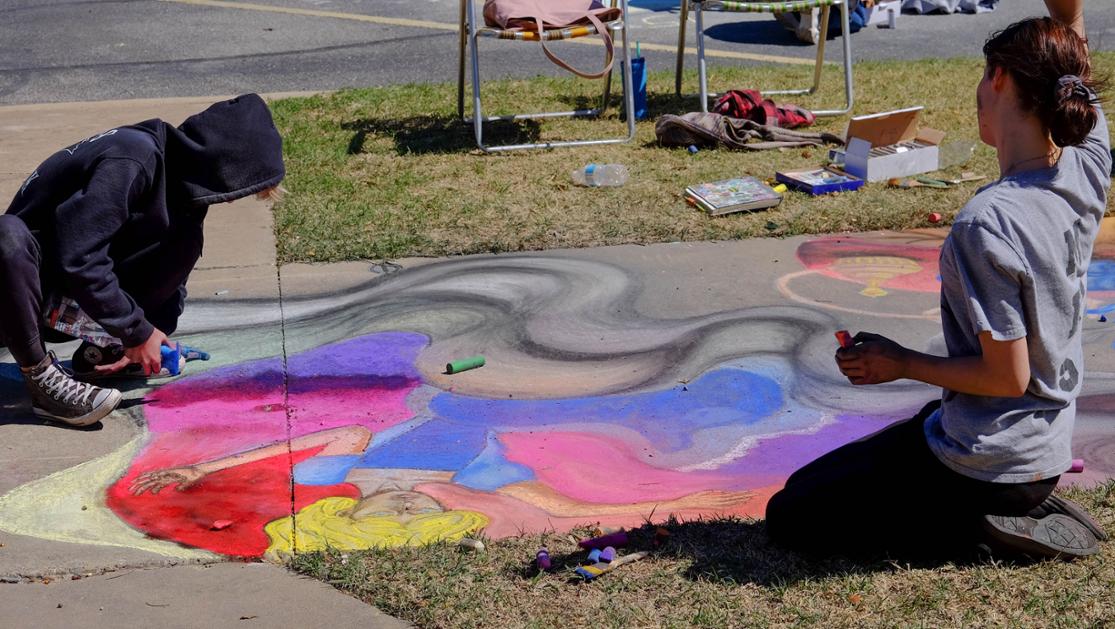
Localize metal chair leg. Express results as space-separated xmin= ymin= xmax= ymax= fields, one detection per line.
xmin=809 ymin=1 xmax=854 ymax=116
xmin=457 ymin=0 xmax=468 ymax=119
xmin=619 ymin=9 xmax=637 ymax=141
xmin=695 ymin=2 xmax=708 ymax=112
xmin=675 ymin=0 xmax=689 ymax=98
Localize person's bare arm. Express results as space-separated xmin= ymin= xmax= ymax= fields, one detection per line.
xmin=1045 ymin=0 xmax=1085 ymax=40
xmin=130 ymin=425 xmax=372 ymax=494
xmin=837 ymin=331 xmax=1030 ymax=398
xmin=496 ymin=481 xmax=752 ymax=517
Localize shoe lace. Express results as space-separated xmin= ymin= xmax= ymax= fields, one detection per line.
xmin=33 ymin=355 xmax=100 ymax=406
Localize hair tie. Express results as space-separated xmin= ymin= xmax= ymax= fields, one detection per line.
xmin=1056 ymin=74 xmax=1089 ymax=103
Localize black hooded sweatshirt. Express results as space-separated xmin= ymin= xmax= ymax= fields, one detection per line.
xmin=5 ymin=94 xmax=284 ymax=347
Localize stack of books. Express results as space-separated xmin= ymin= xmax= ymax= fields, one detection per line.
xmin=684 ymin=176 xmax=783 ymax=216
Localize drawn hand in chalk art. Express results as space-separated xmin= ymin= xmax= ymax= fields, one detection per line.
xmin=131 ymin=467 xmax=206 ymax=494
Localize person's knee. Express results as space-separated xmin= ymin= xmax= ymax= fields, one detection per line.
xmin=764 ymin=488 xmax=797 ymax=544
xmin=0 ymin=215 xmax=34 ymax=261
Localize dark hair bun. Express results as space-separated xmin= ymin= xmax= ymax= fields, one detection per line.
xmin=984 ymin=17 xmax=1108 ymax=147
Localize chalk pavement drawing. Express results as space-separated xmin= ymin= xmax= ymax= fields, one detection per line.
xmin=1 ymin=234 xmax=1111 ymax=559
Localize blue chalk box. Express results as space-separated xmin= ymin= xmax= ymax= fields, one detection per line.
xmin=775 ymin=167 xmax=865 ymax=196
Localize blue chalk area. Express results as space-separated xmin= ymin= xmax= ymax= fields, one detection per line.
xmin=1088 ymin=260 xmax=1115 ymax=292
xmin=453 ymin=432 xmax=535 ymax=490
xmin=358 ymin=366 xmax=784 ymax=482
xmin=1086 ymin=303 xmax=1115 ymax=315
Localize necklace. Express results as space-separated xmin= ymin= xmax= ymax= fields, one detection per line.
xmin=1003 ymin=148 xmax=1061 ymax=176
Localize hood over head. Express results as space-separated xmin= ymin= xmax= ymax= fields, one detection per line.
xmin=164 ymin=93 xmax=285 ymax=206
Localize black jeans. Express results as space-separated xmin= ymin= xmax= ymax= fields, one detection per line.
xmin=0 ymin=214 xmax=203 ymax=367
xmin=765 ymin=401 xmax=1059 ymax=558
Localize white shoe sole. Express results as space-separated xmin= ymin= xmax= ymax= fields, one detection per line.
xmin=32 ymin=388 xmax=123 ymax=427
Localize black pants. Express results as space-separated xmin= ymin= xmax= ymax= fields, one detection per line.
xmin=0 ymin=214 xmax=203 ymax=367
xmin=765 ymin=401 xmax=1059 ymax=558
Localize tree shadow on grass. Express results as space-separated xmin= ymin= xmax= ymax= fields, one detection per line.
xmin=343 ymin=116 xmax=542 ymax=155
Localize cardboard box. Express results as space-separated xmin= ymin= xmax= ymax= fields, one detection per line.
xmin=844 ymin=107 xmax=945 ymax=182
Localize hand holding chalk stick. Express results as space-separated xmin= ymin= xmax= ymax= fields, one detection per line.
xmin=835 ymin=330 xmax=854 ymax=349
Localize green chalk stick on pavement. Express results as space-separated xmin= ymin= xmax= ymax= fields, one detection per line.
xmin=446 ymin=355 xmax=485 ymax=374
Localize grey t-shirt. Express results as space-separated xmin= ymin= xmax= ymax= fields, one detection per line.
xmin=925 ymin=104 xmax=1111 ymax=483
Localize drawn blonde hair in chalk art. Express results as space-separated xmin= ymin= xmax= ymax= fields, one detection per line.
xmin=264 ymin=497 xmax=488 ymax=555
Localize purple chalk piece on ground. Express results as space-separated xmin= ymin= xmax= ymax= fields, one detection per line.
xmin=587 ymin=548 xmax=602 ymax=563
xmin=1069 ymin=459 xmax=1085 ymax=473
xmin=600 ymin=546 xmax=616 ymax=563
xmin=579 ymin=530 xmax=627 ymax=550
xmin=536 ymin=548 xmax=551 ymax=571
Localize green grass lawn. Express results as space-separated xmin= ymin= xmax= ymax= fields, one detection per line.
xmin=269 ymin=52 xmax=1114 ymax=263
xmin=290 ymin=482 xmax=1114 ymax=628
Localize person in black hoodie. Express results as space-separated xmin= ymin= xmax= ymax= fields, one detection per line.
xmin=0 ymin=93 xmax=285 ymax=427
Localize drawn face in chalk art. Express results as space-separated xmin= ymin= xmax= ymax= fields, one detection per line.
xmin=105 ymin=332 xmax=905 ymax=558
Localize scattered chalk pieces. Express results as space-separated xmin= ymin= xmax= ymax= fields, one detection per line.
xmin=446 ymin=355 xmax=485 ymax=374
xmin=928 ymin=212 xmax=943 ymax=223
xmin=579 ymin=530 xmax=628 ymax=550
xmin=458 ymin=538 xmax=485 ymax=551
xmin=536 ymin=548 xmax=552 ymax=571
xmin=210 ymin=520 xmax=233 ymax=530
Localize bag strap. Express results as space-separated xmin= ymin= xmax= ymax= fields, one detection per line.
xmin=532 ymin=12 xmax=614 ymax=80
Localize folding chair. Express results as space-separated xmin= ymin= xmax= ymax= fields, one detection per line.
xmin=457 ymin=0 xmax=637 ymax=152
xmin=674 ymin=0 xmax=854 ymax=116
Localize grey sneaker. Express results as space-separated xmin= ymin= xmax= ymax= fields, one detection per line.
xmin=1029 ymin=495 xmax=1109 ymax=542
xmin=982 ymin=513 xmax=1100 ymax=560
xmin=22 ymin=352 xmax=122 ymax=427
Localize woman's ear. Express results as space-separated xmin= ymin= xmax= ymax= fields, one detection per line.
xmin=988 ymin=65 xmax=1010 ymax=92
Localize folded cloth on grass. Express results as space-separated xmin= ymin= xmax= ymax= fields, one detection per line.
xmin=655 ymin=112 xmax=844 ymax=150
xmin=712 ymin=89 xmax=816 ymax=129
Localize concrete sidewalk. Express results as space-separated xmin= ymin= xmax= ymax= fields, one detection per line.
xmin=0 ymin=97 xmax=409 ymax=628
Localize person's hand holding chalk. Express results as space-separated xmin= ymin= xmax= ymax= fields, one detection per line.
xmin=835 ymin=331 xmax=910 ymax=386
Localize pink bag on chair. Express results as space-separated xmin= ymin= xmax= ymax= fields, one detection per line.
xmin=482 ymin=0 xmax=621 ymax=79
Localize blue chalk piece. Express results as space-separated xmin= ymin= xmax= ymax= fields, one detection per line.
xmin=179 ymin=344 xmax=210 ymax=361
xmin=687 ymin=145 xmax=699 ymax=154
xmin=587 ymin=548 xmax=602 ymax=563
xmin=160 ymin=343 xmax=181 ymax=376
xmin=600 ymin=546 xmax=616 ymax=563
xmin=1101 ymin=315 xmax=1108 ymax=323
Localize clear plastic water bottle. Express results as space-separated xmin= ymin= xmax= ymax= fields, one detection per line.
xmin=938 ymin=140 xmax=978 ymax=170
xmin=571 ymin=164 xmax=628 ymax=187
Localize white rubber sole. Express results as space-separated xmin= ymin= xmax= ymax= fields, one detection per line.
xmin=32 ymin=388 xmax=123 ymax=427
